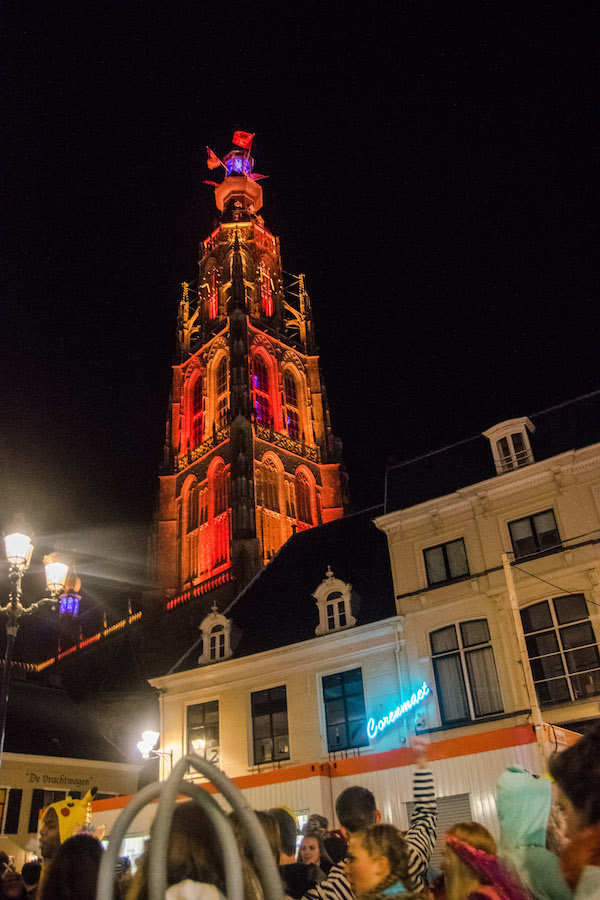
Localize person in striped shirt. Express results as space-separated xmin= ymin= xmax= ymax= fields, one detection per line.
xmin=303 ymin=740 xmax=436 ymax=900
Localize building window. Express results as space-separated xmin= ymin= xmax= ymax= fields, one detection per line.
xmin=28 ymin=790 xmax=66 ymax=834
xmin=509 ymin=510 xmax=561 ymax=558
xmin=253 ymin=356 xmax=271 ymax=425
xmin=284 ymin=372 xmax=300 ymax=439
xmin=215 ymin=357 xmax=228 ymax=429
xmin=483 ymin=417 xmax=534 ymax=475
xmin=262 ymin=459 xmax=280 ymax=512
xmin=424 ymin=539 xmax=469 ymax=586
xmin=187 ymin=700 xmax=220 ymax=765
xmin=209 ymin=625 xmax=225 ymax=661
xmin=259 ymin=261 xmax=273 ymax=316
xmin=521 ymin=594 xmax=600 ymax=705
xmin=3 ymin=789 xmax=22 ymax=835
xmin=209 ymin=269 xmax=218 ymax=319
xmin=496 ymin=432 xmax=532 ymax=472
xmin=314 ymin=568 xmax=356 ymax=636
xmin=430 ymin=620 xmax=504 ymax=725
xmin=190 ymin=376 xmax=204 ymax=447
xmin=322 ymin=668 xmax=368 ymax=752
xmin=251 ymin=686 xmax=290 ymax=765
xmin=187 ymin=485 xmax=199 ymax=534
xmin=296 ymin=471 xmax=312 ymax=525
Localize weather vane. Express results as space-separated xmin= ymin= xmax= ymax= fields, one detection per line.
xmin=203 ymin=131 xmax=268 ymax=187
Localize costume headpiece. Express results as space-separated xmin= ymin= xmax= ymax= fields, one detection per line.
xmin=444 ymin=834 xmax=530 ymax=900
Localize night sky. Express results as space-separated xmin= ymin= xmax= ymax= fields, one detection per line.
xmin=1 ymin=2 xmax=598 ymax=606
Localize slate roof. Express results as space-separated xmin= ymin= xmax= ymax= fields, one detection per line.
xmin=172 ymin=507 xmax=397 ymax=670
xmin=385 ymin=391 xmax=600 ymax=512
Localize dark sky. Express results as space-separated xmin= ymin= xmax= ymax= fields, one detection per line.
xmin=1 ymin=2 xmax=598 ymax=600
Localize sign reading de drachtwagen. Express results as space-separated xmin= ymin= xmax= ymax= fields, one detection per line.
xmin=26 ymin=773 xmax=92 ymax=788
xmin=367 ymin=682 xmax=431 ymax=740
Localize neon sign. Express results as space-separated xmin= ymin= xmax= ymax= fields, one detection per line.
xmin=367 ymin=682 xmax=431 ymax=740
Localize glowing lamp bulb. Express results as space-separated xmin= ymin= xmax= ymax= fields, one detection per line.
xmin=5 ymin=533 xmax=34 ymax=569
xmin=43 ymin=555 xmax=69 ymax=595
xmin=137 ymin=730 xmax=160 ymax=759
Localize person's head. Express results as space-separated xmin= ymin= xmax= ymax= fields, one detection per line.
xmin=298 ymin=834 xmax=331 ymax=868
xmin=21 ymin=861 xmax=41 ymax=898
xmin=442 ymin=822 xmax=496 ymax=895
xmin=1 ymin=865 xmax=27 ymax=900
xmin=548 ymin=724 xmax=600 ymax=838
xmin=346 ymin=825 xmax=410 ymax=899
xmin=129 ymin=802 xmax=227 ymax=900
xmin=268 ymin=808 xmax=298 ymax=860
xmin=335 ymin=787 xmax=380 ymax=838
xmin=38 ymin=834 xmax=103 ymax=900
xmin=304 ymin=814 xmax=328 ymax=836
xmin=39 ymin=809 xmax=60 ymax=862
xmin=230 ymin=809 xmax=281 ymax=869
xmin=324 ymin=830 xmax=347 ymax=865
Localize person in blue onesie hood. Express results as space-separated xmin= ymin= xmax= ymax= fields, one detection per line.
xmin=496 ymin=764 xmax=572 ymax=900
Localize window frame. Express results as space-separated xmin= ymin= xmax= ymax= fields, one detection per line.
xmin=508 ymin=509 xmax=561 ymax=559
xmin=520 ymin=594 xmax=600 ymax=706
xmin=321 ymin=667 xmax=368 ymax=753
xmin=250 ymin=685 xmax=290 ymax=766
xmin=429 ymin=619 xmax=504 ymax=726
xmin=186 ymin=699 xmax=220 ymax=765
xmin=423 ymin=538 xmax=470 ymax=586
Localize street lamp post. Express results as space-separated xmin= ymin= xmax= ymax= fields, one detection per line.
xmin=137 ymin=730 xmax=173 ymax=776
xmin=0 ymin=533 xmax=69 ymax=764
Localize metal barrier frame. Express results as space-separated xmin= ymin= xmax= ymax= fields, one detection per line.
xmin=96 ymin=753 xmax=285 ymax=900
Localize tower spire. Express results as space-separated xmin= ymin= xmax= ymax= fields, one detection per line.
xmin=151 ymin=137 xmax=346 ymax=601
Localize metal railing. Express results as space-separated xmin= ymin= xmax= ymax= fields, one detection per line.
xmin=96 ymin=754 xmax=284 ymax=900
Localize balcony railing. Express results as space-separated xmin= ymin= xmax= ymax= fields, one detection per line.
xmin=176 ymin=427 xmax=229 ymax=471
xmin=255 ymin=425 xmax=318 ymax=462
xmin=497 ymin=448 xmax=534 ymax=473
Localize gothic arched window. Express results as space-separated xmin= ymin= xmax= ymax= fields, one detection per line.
xmin=284 ymin=372 xmax=300 ymax=440
xmin=209 ymin=269 xmax=218 ymax=319
xmin=210 ymin=460 xmax=230 ymax=570
xmin=253 ymin=356 xmax=271 ymax=425
xmin=260 ymin=261 xmax=273 ymax=316
xmin=213 ymin=463 xmax=229 ymax=516
xmin=296 ymin=471 xmax=313 ymax=524
xmin=187 ymin=484 xmax=199 ymax=533
xmin=215 ymin=357 xmax=228 ymax=429
xmin=263 ymin=458 xmax=280 ymax=512
xmin=190 ymin=376 xmax=204 ymax=447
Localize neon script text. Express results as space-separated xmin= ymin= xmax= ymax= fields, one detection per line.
xmin=367 ymin=682 xmax=431 ymax=740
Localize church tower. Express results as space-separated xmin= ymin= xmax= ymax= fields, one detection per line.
xmin=153 ymin=140 xmax=346 ymax=598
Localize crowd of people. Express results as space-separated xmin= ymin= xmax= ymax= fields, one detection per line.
xmin=1 ymin=724 xmax=598 ymax=899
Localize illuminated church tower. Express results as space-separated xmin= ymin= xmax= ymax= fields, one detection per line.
xmin=153 ymin=141 xmax=346 ymax=598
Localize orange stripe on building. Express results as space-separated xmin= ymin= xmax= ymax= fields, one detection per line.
xmin=91 ymin=724 xmax=545 ymax=818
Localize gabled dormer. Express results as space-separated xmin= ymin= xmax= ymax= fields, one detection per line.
xmin=483 ymin=417 xmax=535 ymax=475
xmin=314 ymin=566 xmax=356 ymax=636
xmin=198 ymin=603 xmax=233 ymax=665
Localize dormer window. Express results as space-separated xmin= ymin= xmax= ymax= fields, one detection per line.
xmin=198 ymin=604 xmax=233 ymax=665
xmin=483 ymin=417 xmax=535 ymax=475
xmin=314 ymin=567 xmax=356 ymax=636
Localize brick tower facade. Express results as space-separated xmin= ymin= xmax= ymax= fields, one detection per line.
xmin=153 ymin=144 xmax=346 ymax=598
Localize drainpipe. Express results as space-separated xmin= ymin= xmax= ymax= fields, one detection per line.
xmin=501 ymin=552 xmax=547 ymax=760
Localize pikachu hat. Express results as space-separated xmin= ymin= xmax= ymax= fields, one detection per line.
xmin=42 ymin=788 xmax=97 ymax=843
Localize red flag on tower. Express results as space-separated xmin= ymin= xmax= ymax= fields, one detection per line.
xmin=232 ymin=130 xmax=255 ymax=150
xmin=206 ymin=146 xmax=222 ymax=170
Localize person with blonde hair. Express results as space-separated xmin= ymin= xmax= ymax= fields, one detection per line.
xmin=345 ymin=823 xmax=426 ymax=900
xmin=442 ymin=822 xmax=530 ymax=900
